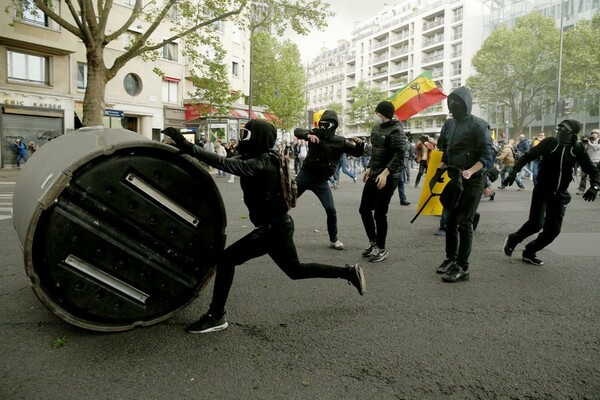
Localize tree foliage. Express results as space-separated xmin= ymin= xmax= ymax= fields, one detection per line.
xmin=8 ymin=0 xmax=332 ymax=127
xmin=467 ymin=13 xmax=559 ymax=137
xmin=348 ymin=81 xmax=387 ymax=132
xmin=562 ymin=12 xmax=600 ymax=95
xmin=251 ymin=32 xmax=306 ymax=130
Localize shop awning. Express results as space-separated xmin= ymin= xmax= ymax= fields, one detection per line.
xmin=184 ymin=104 xmax=279 ymax=123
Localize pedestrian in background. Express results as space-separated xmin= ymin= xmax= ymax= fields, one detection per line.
xmin=13 ymin=139 xmax=28 ymax=168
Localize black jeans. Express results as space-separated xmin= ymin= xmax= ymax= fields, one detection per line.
xmin=511 ymin=186 xmax=570 ymax=254
xmin=359 ymin=175 xmax=398 ymax=250
xmin=296 ymin=170 xmax=338 ymax=242
xmin=208 ymin=214 xmax=352 ymax=317
xmin=445 ymin=174 xmax=485 ymax=270
xmin=415 ymin=160 xmax=428 ymax=186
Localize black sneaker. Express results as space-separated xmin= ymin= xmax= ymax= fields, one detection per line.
xmin=503 ymin=234 xmax=517 ymax=257
xmin=362 ymin=242 xmax=377 ymax=257
xmin=369 ymin=249 xmax=388 ymax=263
xmin=186 ymin=313 xmax=229 ymax=334
xmin=436 ymin=259 xmax=454 ymax=274
xmin=522 ymin=252 xmax=544 ymax=266
xmin=400 ymin=201 xmax=411 ymax=206
xmin=442 ymin=264 xmax=470 ymax=282
xmin=347 ymin=264 xmax=366 ymax=295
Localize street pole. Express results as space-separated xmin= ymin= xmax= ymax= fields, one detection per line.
xmin=554 ymin=0 xmax=565 ymax=127
xmin=248 ymin=27 xmax=254 ymax=120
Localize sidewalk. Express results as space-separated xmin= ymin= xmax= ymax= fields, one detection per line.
xmin=0 ymin=168 xmax=21 ymax=182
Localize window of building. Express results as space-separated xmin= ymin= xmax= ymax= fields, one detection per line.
xmin=452 ymin=25 xmax=463 ymax=40
xmin=123 ymin=31 xmax=140 ymax=49
xmin=452 ymin=61 xmax=462 ymax=76
xmin=453 ymin=7 xmax=463 ymax=22
xmin=232 ymin=61 xmax=239 ymax=77
xmin=7 ymin=50 xmax=50 ymax=85
xmin=123 ymin=73 xmax=142 ymax=96
xmin=162 ymin=80 xmax=178 ymax=103
xmin=19 ymin=0 xmax=60 ymax=29
xmin=162 ymin=42 xmax=178 ymax=62
xmin=166 ymin=2 xmax=178 ymax=19
xmin=452 ymin=43 xmax=462 ymax=58
xmin=213 ymin=20 xmax=224 ymax=32
xmin=123 ymin=0 xmax=136 ymax=6
xmin=77 ymin=62 xmax=87 ymax=90
xmin=451 ymin=79 xmax=461 ymax=89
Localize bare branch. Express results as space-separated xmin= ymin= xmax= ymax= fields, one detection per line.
xmin=32 ymin=0 xmax=81 ymax=38
xmin=103 ymin=0 xmax=143 ymax=44
xmin=97 ymin=0 xmax=114 ymax=37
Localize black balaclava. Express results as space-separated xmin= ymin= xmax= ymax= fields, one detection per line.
xmin=557 ymin=119 xmax=582 ymax=146
xmin=318 ymin=109 xmax=339 ymax=140
xmin=237 ymin=119 xmax=277 ymax=158
xmin=447 ymin=86 xmax=472 ymax=120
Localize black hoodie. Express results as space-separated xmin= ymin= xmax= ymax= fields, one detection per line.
xmin=188 ymin=119 xmax=287 ymax=225
xmin=294 ymin=110 xmax=364 ymax=180
xmin=438 ymin=87 xmax=494 ymax=174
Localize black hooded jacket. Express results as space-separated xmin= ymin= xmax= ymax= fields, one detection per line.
xmin=438 ymin=87 xmax=494 ymax=174
xmin=515 ymin=137 xmax=600 ymax=194
xmin=187 ymin=119 xmax=288 ymax=226
xmin=367 ymin=119 xmax=405 ymax=179
xmin=294 ymin=110 xmax=364 ymax=180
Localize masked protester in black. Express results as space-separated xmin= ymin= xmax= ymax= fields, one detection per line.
xmin=502 ymin=119 xmax=600 ymax=266
xmin=294 ymin=110 xmax=365 ymax=250
xmin=359 ymin=101 xmax=406 ymax=263
xmin=162 ymin=120 xmax=366 ymax=334
xmin=435 ymin=87 xmax=494 ymax=282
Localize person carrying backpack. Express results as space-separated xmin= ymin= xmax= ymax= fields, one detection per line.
xmin=162 ymin=120 xmax=365 ymax=334
xmin=496 ymin=139 xmax=526 ymax=190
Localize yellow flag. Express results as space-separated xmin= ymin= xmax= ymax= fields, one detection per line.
xmin=415 ymin=150 xmax=449 ymax=216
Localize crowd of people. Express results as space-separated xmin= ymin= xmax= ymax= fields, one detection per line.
xmin=162 ymin=86 xmax=600 ymax=334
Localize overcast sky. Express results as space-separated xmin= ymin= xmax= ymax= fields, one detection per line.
xmin=286 ymin=0 xmax=392 ymax=63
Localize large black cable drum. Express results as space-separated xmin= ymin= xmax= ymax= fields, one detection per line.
xmin=12 ymin=127 xmax=226 ymax=332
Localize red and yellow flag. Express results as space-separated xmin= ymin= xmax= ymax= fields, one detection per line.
xmin=390 ymin=71 xmax=447 ymax=121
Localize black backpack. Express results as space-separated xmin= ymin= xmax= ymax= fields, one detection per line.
xmin=270 ymin=150 xmax=298 ymax=210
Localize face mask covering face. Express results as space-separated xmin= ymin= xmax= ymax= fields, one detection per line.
xmin=373 ymin=114 xmax=383 ymax=125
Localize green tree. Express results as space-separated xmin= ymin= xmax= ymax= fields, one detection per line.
xmin=252 ymin=32 xmax=306 ymax=130
xmin=562 ymin=12 xmax=600 ymax=99
xmin=467 ymin=13 xmax=559 ymax=138
xmin=348 ymin=81 xmax=387 ymax=132
xmin=188 ymin=48 xmax=241 ymax=141
xmin=9 ymin=0 xmax=332 ymax=127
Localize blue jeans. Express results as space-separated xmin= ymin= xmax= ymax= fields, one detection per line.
xmin=296 ymin=170 xmax=338 ymax=242
xmin=500 ymin=166 xmax=525 ymax=189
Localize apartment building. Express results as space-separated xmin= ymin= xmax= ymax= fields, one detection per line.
xmin=307 ymin=0 xmax=484 ymax=136
xmin=307 ymin=0 xmax=599 ymax=138
xmin=0 ymin=1 xmax=251 ymax=168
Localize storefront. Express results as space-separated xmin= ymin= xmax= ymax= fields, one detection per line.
xmin=0 ymin=97 xmax=69 ymax=168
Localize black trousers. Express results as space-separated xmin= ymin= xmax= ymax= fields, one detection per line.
xmin=445 ymin=174 xmax=485 ymax=270
xmin=511 ymin=185 xmax=570 ymax=254
xmin=208 ymin=214 xmax=351 ymax=317
xmin=359 ymin=176 xmax=398 ymax=250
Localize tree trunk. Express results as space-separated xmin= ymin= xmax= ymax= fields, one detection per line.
xmin=82 ymin=46 xmax=108 ymax=127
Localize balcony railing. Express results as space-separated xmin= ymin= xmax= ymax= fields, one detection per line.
xmin=422 ymin=53 xmax=444 ymax=64
xmin=422 ymin=36 xmax=444 ymax=47
xmin=423 ymin=17 xmax=444 ymax=31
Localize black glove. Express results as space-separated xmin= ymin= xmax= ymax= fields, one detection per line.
xmin=429 ymin=167 xmax=446 ymax=192
xmin=162 ymin=127 xmax=193 ymax=154
xmin=502 ymin=173 xmax=516 ymax=187
xmin=583 ymin=186 xmax=598 ymax=202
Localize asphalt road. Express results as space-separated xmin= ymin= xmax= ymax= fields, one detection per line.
xmin=1 ymin=167 xmax=599 ymax=400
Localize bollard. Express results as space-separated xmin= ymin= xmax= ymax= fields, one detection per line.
xmin=13 ymin=127 xmax=226 ymax=332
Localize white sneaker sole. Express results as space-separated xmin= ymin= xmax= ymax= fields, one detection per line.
xmin=188 ymin=322 xmax=229 ymax=334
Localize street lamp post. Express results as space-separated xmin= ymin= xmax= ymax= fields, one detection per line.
xmin=554 ymin=0 xmax=565 ymax=127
